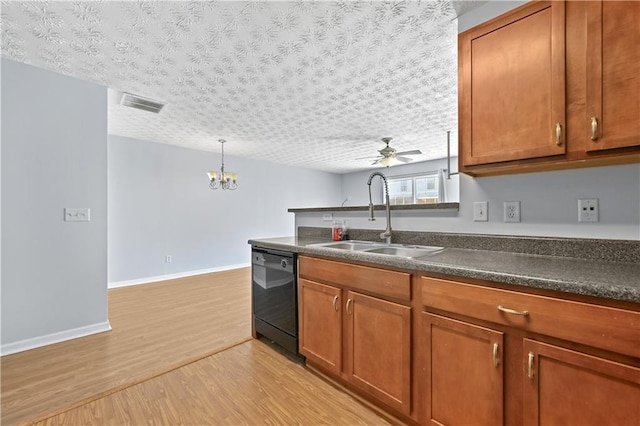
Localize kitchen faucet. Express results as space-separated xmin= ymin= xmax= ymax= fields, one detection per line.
xmin=367 ymin=171 xmax=392 ymax=245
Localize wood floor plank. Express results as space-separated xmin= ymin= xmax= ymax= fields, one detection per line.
xmin=1 ymin=268 xmax=252 ymax=425
xmin=34 ymin=340 xmax=393 ymax=426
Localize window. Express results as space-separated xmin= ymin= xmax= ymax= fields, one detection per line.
xmin=387 ymin=174 xmax=440 ymax=205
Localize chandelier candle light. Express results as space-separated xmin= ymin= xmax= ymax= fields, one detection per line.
xmin=207 ymin=139 xmax=238 ymax=190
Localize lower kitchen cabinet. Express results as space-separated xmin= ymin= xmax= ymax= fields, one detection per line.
xmin=298 ymin=256 xmax=413 ymax=418
xmin=421 ymin=276 xmax=640 ymax=426
xmin=346 ymin=291 xmax=411 ymax=415
xmin=523 ymin=339 xmax=640 ymax=426
xmin=299 ymin=279 xmax=342 ymax=375
xmin=422 ymin=313 xmax=504 ymax=426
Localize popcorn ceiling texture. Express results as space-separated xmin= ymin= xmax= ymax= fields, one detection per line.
xmin=0 ymin=1 xmax=478 ymax=173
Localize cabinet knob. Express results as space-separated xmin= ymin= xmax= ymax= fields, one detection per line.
xmin=590 ymin=116 xmax=599 ymax=141
xmin=555 ymin=123 xmax=562 ymax=146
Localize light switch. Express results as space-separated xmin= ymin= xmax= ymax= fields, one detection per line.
xmin=473 ymin=201 xmax=488 ymax=222
xmin=64 ymin=208 xmax=90 ymax=222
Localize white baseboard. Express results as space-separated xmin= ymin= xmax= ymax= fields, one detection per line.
xmin=108 ymin=263 xmax=251 ymax=289
xmin=1 ymin=320 xmax=112 ymax=356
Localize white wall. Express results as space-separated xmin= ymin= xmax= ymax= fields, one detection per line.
xmin=108 ymin=135 xmax=342 ymax=285
xmin=296 ymin=162 xmax=640 ymax=241
xmin=1 ymin=58 xmax=109 ymax=354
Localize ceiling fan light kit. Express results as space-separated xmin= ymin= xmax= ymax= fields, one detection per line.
xmin=368 ymin=137 xmax=423 ymax=168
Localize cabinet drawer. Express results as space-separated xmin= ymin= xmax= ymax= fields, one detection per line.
xmin=421 ymin=277 xmax=640 ymax=359
xmin=299 ymin=256 xmax=411 ymax=302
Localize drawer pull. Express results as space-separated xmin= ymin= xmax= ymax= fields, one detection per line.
xmin=555 ymin=122 xmax=562 ymax=145
xmin=590 ymin=116 xmax=598 ymax=141
xmin=527 ymin=352 xmax=535 ymax=379
xmin=498 ymin=305 xmax=529 ymax=316
xmin=332 ymin=295 xmax=339 ymax=312
xmin=346 ymin=298 xmax=353 ymax=315
xmin=492 ymin=343 xmax=499 ymax=368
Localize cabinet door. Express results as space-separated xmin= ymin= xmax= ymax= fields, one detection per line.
xmin=298 ymin=279 xmax=342 ymax=375
xmin=423 ymin=313 xmax=504 ymax=426
xmin=523 ymin=339 xmax=640 ymax=426
xmin=345 ymin=291 xmax=411 ymax=415
xmin=459 ymin=1 xmax=566 ymax=167
xmin=585 ymin=1 xmax=640 ymax=151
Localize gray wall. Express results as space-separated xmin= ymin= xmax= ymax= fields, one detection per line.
xmin=1 ymin=59 xmax=109 ymax=353
xmin=108 ymin=135 xmax=342 ymax=285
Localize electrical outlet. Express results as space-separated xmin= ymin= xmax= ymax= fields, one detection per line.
xmin=473 ymin=201 xmax=488 ymax=222
xmin=322 ymin=213 xmax=333 ymax=222
xmin=578 ymin=198 xmax=599 ymax=222
xmin=504 ymin=201 xmax=521 ymax=223
xmin=165 ymin=255 xmax=172 ymax=263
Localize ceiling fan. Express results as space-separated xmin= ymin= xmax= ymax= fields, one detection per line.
xmin=362 ymin=137 xmax=422 ymax=167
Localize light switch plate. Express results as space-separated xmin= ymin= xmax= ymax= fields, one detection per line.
xmin=64 ymin=208 xmax=90 ymax=222
xmin=473 ymin=201 xmax=488 ymax=222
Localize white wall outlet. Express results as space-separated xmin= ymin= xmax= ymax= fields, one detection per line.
xmin=473 ymin=201 xmax=488 ymax=222
xmin=578 ymin=198 xmax=599 ymax=222
xmin=322 ymin=213 xmax=333 ymax=222
xmin=503 ymin=201 xmax=521 ymax=223
xmin=165 ymin=255 xmax=172 ymax=263
xmin=64 ymin=208 xmax=90 ymax=222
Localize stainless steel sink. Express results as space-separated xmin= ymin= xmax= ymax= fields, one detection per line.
xmin=309 ymin=240 xmax=443 ymax=258
xmin=364 ymin=246 xmax=443 ymax=258
xmin=309 ymin=240 xmax=381 ymax=251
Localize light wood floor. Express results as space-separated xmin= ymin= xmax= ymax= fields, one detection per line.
xmin=1 ymin=268 xmax=252 ymax=425
xmin=34 ymin=339 xmax=393 ymax=425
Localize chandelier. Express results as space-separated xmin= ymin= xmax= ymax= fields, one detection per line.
xmin=207 ymin=139 xmax=238 ymax=190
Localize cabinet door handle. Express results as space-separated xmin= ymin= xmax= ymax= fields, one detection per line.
xmin=492 ymin=343 xmax=499 ymax=368
xmin=590 ymin=116 xmax=598 ymax=141
xmin=346 ymin=298 xmax=352 ymax=315
xmin=555 ymin=123 xmax=562 ymax=145
xmin=332 ymin=295 xmax=339 ymax=312
xmin=527 ymin=352 xmax=535 ymax=379
xmin=498 ymin=305 xmax=529 ymax=316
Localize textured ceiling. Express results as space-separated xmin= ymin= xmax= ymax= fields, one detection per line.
xmin=1 ymin=1 xmax=482 ymax=174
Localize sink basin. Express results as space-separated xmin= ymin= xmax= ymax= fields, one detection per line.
xmin=309 ymin=240 xmax=380 ymax=251
xmin=309 ymin=240 xmax=443 ymax=258
xmin=364 ymin=246 xmax=443 ymax=258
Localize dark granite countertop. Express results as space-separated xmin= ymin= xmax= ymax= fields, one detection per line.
xmin=248 ymin=235 xmax=640 ymax=305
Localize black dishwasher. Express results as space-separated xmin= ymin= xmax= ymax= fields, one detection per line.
xmin=251 ymin=247 xmax=299 ymax=356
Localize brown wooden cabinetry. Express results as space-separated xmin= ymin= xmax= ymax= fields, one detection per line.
xmin=585 ymin=1 xmax=640 ymax=152
xmin=459 ymin=0 xmax=640 ymax=176
xmin=422 ymin=313 xmax=504 ymax=426
xmin=459 ymin=1 xmax=566 ymax=167
xmin=299 ymin=279 xmax=342 ymax=374
xmin=523 ymin=339 xmax=640 ymax=426
xmin=421 ymin=276 xmax=640 ymax=426
xmin=298 ymin=256 xmax=413 ymax=417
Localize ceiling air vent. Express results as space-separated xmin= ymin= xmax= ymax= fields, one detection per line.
xmin=119 ymin=92 xmax=164 ymax=113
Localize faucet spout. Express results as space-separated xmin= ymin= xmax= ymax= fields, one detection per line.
xmin=366 ymin=171 xmax=392 ymax=244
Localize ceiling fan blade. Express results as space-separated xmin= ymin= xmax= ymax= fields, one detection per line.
xmin=395 ymin=149 xmax=422 ymax=156
xmin=356 ymin=155 xmax=382 ymax=160
xmin=371 ymin=158 xmax=381 ymax=165
xmin=396 ymin=156 xmax=414 ymax=163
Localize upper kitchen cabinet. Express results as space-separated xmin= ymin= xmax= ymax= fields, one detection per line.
xmin=459 ymin=0 xmax=640 ymax=176
xmin=459 ymin=1 xmax=566 ymax=168
xmin=584 ymin=1 xmax=640 ymax=152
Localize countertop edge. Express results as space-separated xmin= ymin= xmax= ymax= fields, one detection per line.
xmin=287 ymin=202 xmax=459 ymax=213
